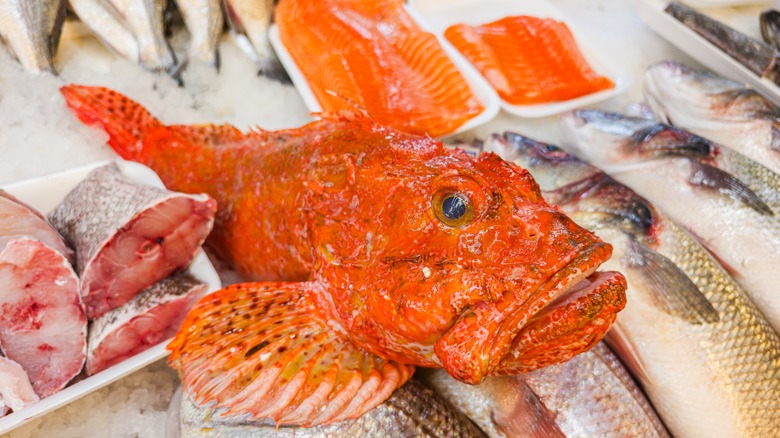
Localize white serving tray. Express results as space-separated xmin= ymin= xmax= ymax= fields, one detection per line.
xmin=267 ymin=5 xmax=501 ymax=139
xmin=407 ymin=0 xmax=629 ymax=118
xmin=639 ymin=0 xmax=780 ymax=107
xmin=0 ymin=160 xmax=222 ymax=435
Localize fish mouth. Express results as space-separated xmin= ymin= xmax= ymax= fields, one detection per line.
xmin=434 ymin=242 xmax=626 ymax=384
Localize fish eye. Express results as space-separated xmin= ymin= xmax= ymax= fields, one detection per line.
xmin=433 ymin=191 xmax=474 ymax=227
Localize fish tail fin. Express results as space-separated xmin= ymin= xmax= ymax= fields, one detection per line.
xmin=167 ymin=282 xmax=414 ymax=427
xmin=59 ymin=85 xmax=163 ymax=161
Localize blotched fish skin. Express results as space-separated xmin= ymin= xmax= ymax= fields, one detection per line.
xmin=104 ymin=0 xmax=176 ymax=71
xmin=170 ymin=379 xmax=486 ymax=438
xmin=173 ymin=0 xmax=223 ymax=66
xmin=69 ymin=0 xmax=141 ymax=63
xmin=489 ymin=131 xmax=780 ymax=437
xmin=48 ymin=164 xmax=216 ymax=320
xmin=644 ymin=60 xmax=780 ymax=177
xmin=420 ymin=343 xmax=668 ymax=438
xmin=86 ymin=272 xmax=208 ymax=375
xmin=666 ymin=2 xmax=780 ymax=84
xmin=0 ymin=0 xmax=65 ymax=73
xmin=559 ymin=110 xmax=780 ymax=336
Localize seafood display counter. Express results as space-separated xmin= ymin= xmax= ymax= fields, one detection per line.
xmin=1 ymin=0 xmax=778 ymax=437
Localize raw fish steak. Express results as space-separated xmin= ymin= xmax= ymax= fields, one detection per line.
xmin=0 ymin=238 xmax=85 ymax=398
xmin=48 ymin=164 xmax=217 ymax=319
xmin=0 ymin=356 xmax=39 ymax=414
xmin=86 ymin=272 xmax=208 ymax=375
xmin=0 ymin=190 xmax=72 ymax=261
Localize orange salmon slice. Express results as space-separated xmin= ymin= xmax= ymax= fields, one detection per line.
xmin=276 ymin=0 xmax=484 ymax=138
xmin=444 ymin=16 xmax=615 ymax=105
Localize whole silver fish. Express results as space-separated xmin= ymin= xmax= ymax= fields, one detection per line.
xmin=224 ymin=0 xmax=287 ymax=79
xmin=0 ymin=0 xmax=65 ymax=73
xmin=644 ymin=60 xmax=780 ymax=177
xmin=48 ymin=164 xmax=216 ymax=319
xmin=489 ymin=131 xmax=780 ymax=437
xmin=168 ymin=379 xmax=486 ymax=437
xmin=666 ymin=2 xmax=780 ymax=84
xmin=559 ymin=110 xmax=780 ymax=336
xmin=105 ymin=0 xmax=176 ymax=71
xmin=69 ymin=0 xmax=141 ymax=63
xmin=172 ymin=0 xmax=223 ymax=67
xmin=419 ymin=343 xmax=668 ymax=438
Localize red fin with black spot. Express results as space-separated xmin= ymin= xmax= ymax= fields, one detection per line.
xmin=167 ymin=282 xmax=415 ymax=427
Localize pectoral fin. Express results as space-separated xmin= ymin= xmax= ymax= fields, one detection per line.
xmin=689 ymin=161 xmax=773 ymax=216
xmin=167 ymin=282 xmax=414 ymax=427
xmin=624 ymin=239 xmax=719 ymax=324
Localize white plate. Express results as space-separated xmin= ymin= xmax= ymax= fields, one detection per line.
xmin=407 ymin=0 xmax=629 ymax=118
xmin=639 ymin=0 xmax=780 ymax=107
xmin=0 ymin=160 xmax=222 ymax=435
xmin=267 ymin=5 xmax=501 ymax=139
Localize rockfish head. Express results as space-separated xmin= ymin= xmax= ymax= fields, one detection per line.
xmin=308 ymin=123 xmax=627 ymax=384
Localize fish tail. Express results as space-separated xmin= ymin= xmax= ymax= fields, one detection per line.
xmin=59 ymin=85 xmax=163 ymax=161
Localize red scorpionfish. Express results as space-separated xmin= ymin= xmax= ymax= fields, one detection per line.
xmin=60 ymin=85 xmax=627 ymax=427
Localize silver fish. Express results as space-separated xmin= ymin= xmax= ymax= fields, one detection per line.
xmin=558 ymin=110 xmax=780 ymax=336
xmin=490 ymin=131 xmax=780 ymax=437
xmin=168 ymin=379 xmax=486 ymax=437
xmin=223 ymin=0 xmax=287 ymax=79
xmin=105 ymin=0 xmax=176 ymax=71
xmin=644 ymin=60 xmax=780 ymax=177
xmin=0 ymin=0 xmax=65 ymax=73
xmin=761 ymin=9 xmax=780 ymax=50
xmin=419 ymin=343 xmax=669 ymax=438
xmin=69 ymin=0 xmax=141 ymax=64
xmin=666 ymin=2 xmax=780 ymax=84
xmin=172 ymin=0 xmax=223 ymax=67
xmin=48 ymin=164 xmax=216 ymax=320
xmin=86 ymin=272 xmax=208 ymax=375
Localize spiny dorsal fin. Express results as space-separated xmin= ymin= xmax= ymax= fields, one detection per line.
xmin=167 ymin=282 xmax=414 ymax=427
xmin=688 ymin=161 xmax=773 ymax=216
xmin=624 ymin=238 xmax=719 ymax=324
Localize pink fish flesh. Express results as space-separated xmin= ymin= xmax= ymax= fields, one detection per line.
xmin=86 ymin=272 xmax=208 ymax=375
xmin=0 ymin=238 xmax=86 ymax=398
xmin=48 ymin=164 xmax=217 ymax=319
xmin=0 ymin=190 xmax=73 ymax=262
xmin=0 ymin=356 xmax=39 ymax=414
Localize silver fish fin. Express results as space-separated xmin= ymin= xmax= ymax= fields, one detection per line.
xmin=48 ymin=0 xmax=67 ymax=59
xmin=604 ymin=322 xmax=653 ymax=387
xmin=625 ymin=238 xmax=719 ymax=324
xmin=689 ymin=161 xmax=774 ymax=216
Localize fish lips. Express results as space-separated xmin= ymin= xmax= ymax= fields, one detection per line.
xmin=433 ymin=242 xmax=626 ymax=384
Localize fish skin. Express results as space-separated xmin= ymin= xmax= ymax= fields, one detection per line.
xmin=559 ymin=109 xmax=780 ymax=334
xmin=104 ymin=0 xmax=176 ymax=71
xmin=47 ymin=164 xmax=217 ymax=319
xmin=172 ymin=379 xmax=487 ymax=437
xmin=0 ymin=0 xmax=65 ymax=73
xmin=69 ymin=0 xmax=141 ymax=64
xmin=490 ymin=131 xmax=780 ymax=437
xmin=0 ymin=238 xmax=86 ymax=399
xmin=420 ymin=343 xmax=668 ymax=438
xmin=172 ymin=0 xmax=223 ymax=67
xmin=666 ymin=2 xmax=780 ymax=84
xmin=59 ymin=84 xmax=626 ymax=426
xmin=0 ymin=189 xmax=73 ymax=263
xmin=644 ymin=60 xmax=780 ymax=177
xmin=86 ymin=272 xmax=208 ymax=375
xmin=0 ymin=356 xmax=39 ymax=414
xmin=761 ymin=9 xmax=780 ymax=50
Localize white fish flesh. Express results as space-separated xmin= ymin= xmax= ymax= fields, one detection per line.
xmin=0 ymin=356 xmax=39 ymax=415
xmin=86 ymin=272 xmax=207 ymax=375
xmin=419 ymin=343 xmax=669 ymax=438
xmin=558 ymin=110 xmax=780 ymax=335
xmin=644 ymin=60 xmax=780 ymax=176
xmin=489 ymin=131 xmax=780 ymax=437
xmin=48 ymin=164 xmax=217 ymax=319
xmin=0 ymin=189 xmax=73 ymax=262
xmin=0 ymin=238 xmax=85 ymax=398
xmin=0 ymin=0 xmax=65 ymax=73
